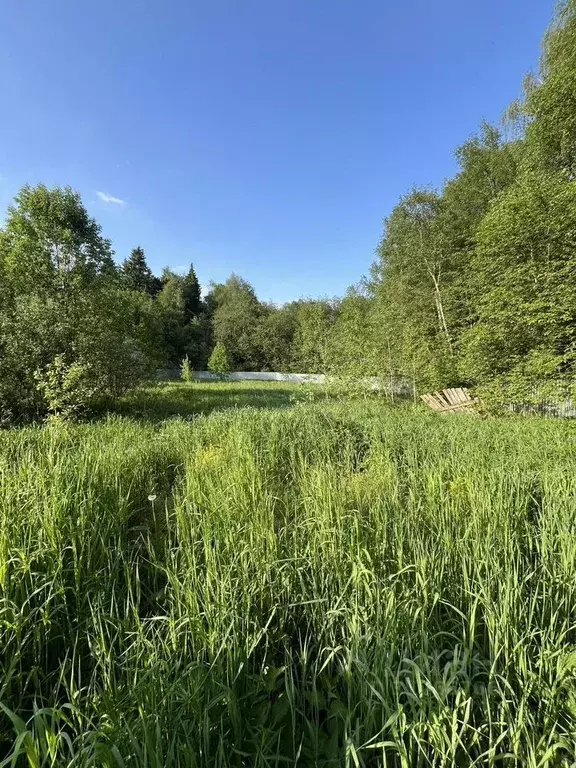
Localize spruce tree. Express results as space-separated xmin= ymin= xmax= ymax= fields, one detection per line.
xmin=122 ymin=247 xmax=159 ymax=297
xmin=182 ymin=263 xmax=202 ymax=322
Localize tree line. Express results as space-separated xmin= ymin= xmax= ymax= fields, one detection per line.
xmin=365 ymin=0 xmax=576 ymax=404
xmin=0 ymin=185 xmax=344 ymax=421
xmin=1 ymin=0 xmax=575 ymax=420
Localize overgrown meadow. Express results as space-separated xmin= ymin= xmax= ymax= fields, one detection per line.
xmin=1 ymin=383 xmax=576 ymax=766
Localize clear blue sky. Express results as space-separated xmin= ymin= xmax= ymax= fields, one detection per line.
xmin=0 ymin=0 xmax=556 ymax=303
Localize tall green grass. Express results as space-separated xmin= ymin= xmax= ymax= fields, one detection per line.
xmin=1 ymin=398 xmax=576 ymax=765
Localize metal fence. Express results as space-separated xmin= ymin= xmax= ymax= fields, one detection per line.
xmin=157 ymin=370 xmax=326 ymax=384
xmin=508 ymin=399 xmax=576 ymax=418
xmin=156 ymin=371 xmax=576 ymax=417
xmin=156 ymin=369 xmax=414 ymax=395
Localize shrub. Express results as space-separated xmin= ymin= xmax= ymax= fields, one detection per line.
xmin=208 ymin=342 xmax=230 ymax=380
xmin=180 ymin=355 xmax=193 ymax=383
xmin=34 ymin=355 xmax=97 ymax=421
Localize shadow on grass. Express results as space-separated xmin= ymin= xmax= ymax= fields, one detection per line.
xmin=108 ymin=381 xmax=314 ymax=423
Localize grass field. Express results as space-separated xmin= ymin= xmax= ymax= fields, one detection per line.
xmin=1 ymin=382 xmax=576 ymax=766
xmin=115 ymin=381 xmax=315 ymax=421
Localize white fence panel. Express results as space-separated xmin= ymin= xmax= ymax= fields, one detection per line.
xmin=156 ymin=369 xmax=415 ymax=395
xmin=195 ymin=371 xmax=327 ymax=384
xmin=156 ymin=369 xmax=326 ymax=384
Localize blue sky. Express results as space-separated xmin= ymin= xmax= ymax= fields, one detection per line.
xmin=0 ymin=0 xmax=556 ymax=303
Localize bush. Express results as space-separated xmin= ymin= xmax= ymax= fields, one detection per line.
xmin=34 ymin=355 xmax=97 ymax=421
xmin=180 ymin=355 xmax=193 ymax=383
xmin=208 ymin=342 xmax=230 ymax=380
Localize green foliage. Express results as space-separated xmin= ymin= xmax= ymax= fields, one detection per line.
xmin=156 ymin=269 xmax=189 ymax=365
xmin=253 ymin=302 xmax=299 ymax=372
xmin=524 ymin=0 xmax=576 ymax=175
xmin=462 ymin=171 xmax=576 ymax=401
xmin=119 ymin=380 xmax=305 ymax=418
xmin=34 ymin=354 xmax=96 ymax=421
xmin=81 ymin=287 xmax=160 ymax=396
xmin=291 ymin=299 xmax=336 ymax=373
xmin=208 ymin=274 xmax=265 ymax=370
xmin=1 ymin=396 xmax=576 ymax=764
xmin=3 ymin=2 xmax=576 ymax=761
xmin=1 ymin=0 xmax=576 ymax=415
xmin=368 ymin=123 xmax=520 ymax=392
xmin=0 ymin=186 xmax=160 ymax=422
xmin=122 ymin=246 xmax=161 ymax=297
xmin=443 ymin=123 xmax=519 ymax=247
xmin=326 ymin=290 xmax=377 ymax=396
xmin=182 ymin=263 xmax=202 ymax=322
xmin=0 ymin=294 xmax=59 ymax=422
xmin=363 ymin=0 xmax=576 ymax=401
xmin=208 ymin=341 xmax=230 ymax=378
xmin=0 ymin=183 xmax=115 ymax=299
xmin=156 ymin=267 xmax=209 ymax=368
xmin=180 ymin=354 xmax=193 ymax=382
xmin=370 ymin=189 xmax=458 ymax=390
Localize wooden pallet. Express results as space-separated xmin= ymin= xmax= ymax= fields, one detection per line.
xmin=420 ymin=387 xmax=479 ymax=414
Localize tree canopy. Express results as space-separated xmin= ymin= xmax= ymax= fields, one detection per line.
xmin=1 ymin=0 xmax=575 ymax=418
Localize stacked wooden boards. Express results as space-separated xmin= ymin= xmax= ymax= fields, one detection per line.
xmin=420 ymin=387 xmax=479 ymax=414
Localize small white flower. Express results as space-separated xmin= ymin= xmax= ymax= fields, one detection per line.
xmin=148 ymin=494 xmax=157 ymax=502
